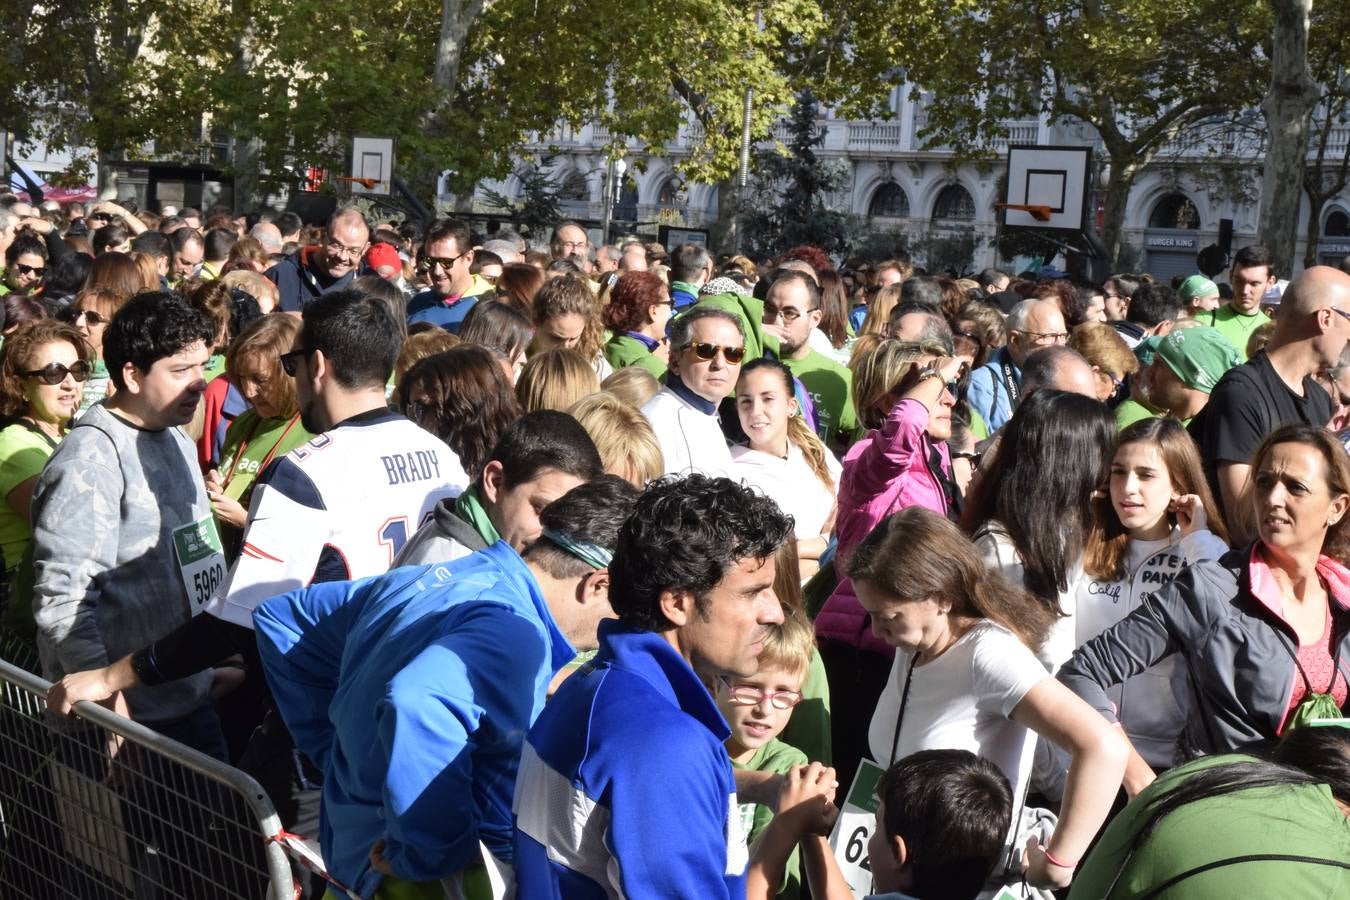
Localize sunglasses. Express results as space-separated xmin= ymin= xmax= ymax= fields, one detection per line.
xmin=70 ymin=308 xmax=108 ymax=326
xmin=15 ymin=263 xmax=46 ymax=277
xmin=279 ymin=346 xmax=315 ymax=376
xmin=685 ymin=342 xmax=746 ymax=364
xmin=20 ymin=360 xmax=92 ymax=384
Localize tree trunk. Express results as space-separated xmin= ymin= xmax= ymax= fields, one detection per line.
xmin=1098 ymin=159 xmax=1138 ymax=270
xmin=1302 ymin=186 xmax=1323 ymax=270
xmin=1259 ymin=0 xmax=1320 ymax=275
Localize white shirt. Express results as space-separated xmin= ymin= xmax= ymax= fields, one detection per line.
xmin=867 ymin=621 xmax=1048 ymax=803
xmin=730 ymin=442 xmax=841 ymax=539
xmin=974 ymin=521 xmax=1085 ymax=672
xmin=640 ymin=386 xmax=733 ymax=478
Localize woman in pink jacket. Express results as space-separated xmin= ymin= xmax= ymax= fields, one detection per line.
xmin=816 ymin=338 xmax=964 ymax=789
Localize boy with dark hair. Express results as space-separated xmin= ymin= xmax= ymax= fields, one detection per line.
xmin=32 ymin=293 xmax=223 ymax=751
xmin=514 ymin=474 xmax=794 ymax=897
xmin=396 ymin=410 xmax=605 ymax=565
xmin=749 ymin=749 xmax=1014 ymax=900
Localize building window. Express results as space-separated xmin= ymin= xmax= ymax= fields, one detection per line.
xmin=933 ymin=184 xmax=975 ymax=221
xmin=1148 ymin=192 xmax=1200 ymax=229
xmin=869 ymin=182 xmax=910 ymax=218
xmin=1325 ymin=209 xmax=1350 ymax=237
xmin=558 ymin=169 xmax=590 ymax=202
xmin=657 ymin=177 xmax=686 ymax=207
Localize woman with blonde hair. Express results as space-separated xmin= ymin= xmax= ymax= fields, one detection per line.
xmin=567 ymin=392 xmax=663 ymax=487
xmin=516 ymin=347 xmax=600 ymax=412
xmin=858 ymin=282 xmax=903 ymax=337
xmin=731 ymin=359 xmax=841 ymax=580
xmin=1069 ymin=320 xmax=1140 ymax=403
xmin=599 ymin=365 xmax=660 ymax=408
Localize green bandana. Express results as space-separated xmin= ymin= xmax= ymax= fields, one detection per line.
xmin=1157 ymin=326 xmax=1240 ymax=394
xmin=455 ymin=487 xmax=501 ymax=546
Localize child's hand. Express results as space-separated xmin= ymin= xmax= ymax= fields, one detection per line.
xmin=1169 ymin=493 xmax=1206 ymax=535
xmin=774 ymin=762 xmax=839 ymax=836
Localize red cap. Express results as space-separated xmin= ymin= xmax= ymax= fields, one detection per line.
xmin=365 ymin=242 xmax=401 ymax=273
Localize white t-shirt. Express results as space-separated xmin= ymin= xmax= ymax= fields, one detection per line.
xmin=974 ymin=521 xmax=1084 ymax=672
xmin=867 ymin=621 xmax=1048 ymax=803
xmin=730 ymin=442 xmax=841 ymax=539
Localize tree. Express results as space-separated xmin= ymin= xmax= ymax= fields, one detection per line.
xmin=843 ymin=0 xmax=1270 ymax=268
xmin=1299 ymin=3 xmax=1350 ymax=270
xmin=740 ymin=90 xmax=852 ymax=257
xmin=479 ymin=157 xmax=565 ymax=239
xmin=1260 ymin=0 xmax=1321 ymax=273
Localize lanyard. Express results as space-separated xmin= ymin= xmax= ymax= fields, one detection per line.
xmin=887 ymin=655 xmax=919 ymax=765
xmin=223 ymin=413 xmax=302 ymax=488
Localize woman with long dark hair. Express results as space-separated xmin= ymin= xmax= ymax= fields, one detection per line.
xmin=961 ymin=389 xmax=1117 ymax=670
xmin=397 ymin=344 xmax=522 ymax=477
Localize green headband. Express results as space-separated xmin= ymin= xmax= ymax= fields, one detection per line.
xmin=540 ymin=528 xmax=613 ymax=570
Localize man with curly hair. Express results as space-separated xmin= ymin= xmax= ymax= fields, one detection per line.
xmin=513 ymin=474 xmax=794 ymax=898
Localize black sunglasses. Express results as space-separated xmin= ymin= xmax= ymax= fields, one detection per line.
xmin=20 ymin=360 xmax=92 ymax=385
xmin=15 ymin=263 xmax=46 ymax=277
xmin=280 ymin=347 xmax=315 ymax=376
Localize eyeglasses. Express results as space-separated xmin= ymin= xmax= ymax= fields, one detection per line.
xmin=685 ymin=342 xmax=747 ymax=364
xmin=279 ymin=346 xmax=315 ymax=377
xmin=325 ymin=238 xmax=367 ymax=260
xmin=19 ymin=360 xmax=92 ymax=384
xmin=724 ymin=683 xmax=803 ymax=710
xmin=74 ymin=308 xmax=108 ymax=326
xmin=556 ymin=240 xmax=588 ymax=252
xmin=15 ymin=263 xmax=45 ymax=277
xmin=420 ymin=251 xmax=470 ymax=272
xmin=764 ymin=304 xmax=818 ymax=324
xmin=1014 ymin=329 xmax=1068 ymax=346
xmin=1328 ymin=307 xmax=1350 ymax=324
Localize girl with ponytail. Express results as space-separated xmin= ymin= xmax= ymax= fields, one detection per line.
xmin=731 ymin=358 xmax=841 ymax=580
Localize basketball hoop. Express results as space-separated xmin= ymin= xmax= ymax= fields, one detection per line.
xmin=995 ymin=203 xmax=1052 ymax=222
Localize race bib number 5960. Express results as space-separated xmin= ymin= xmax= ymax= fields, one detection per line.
xmin=173 ymin=516 xmax=227 ymax=614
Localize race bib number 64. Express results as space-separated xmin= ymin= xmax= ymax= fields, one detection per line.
xmin=173 ymin=516 xmax=227 ymax=614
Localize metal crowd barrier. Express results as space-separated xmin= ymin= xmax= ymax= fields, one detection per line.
xmin=0 ymin=659 xmax=293 ymax=899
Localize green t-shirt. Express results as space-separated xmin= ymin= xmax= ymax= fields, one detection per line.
xmin=78 ymin=357 xmax=110 ymax=416
xmin=1070 ymin=753 xmax=1350 ymax=899
xmin=204 ymin=354 xmax=227 ymax=382
xmin=733 ymin=738 xmax=810 ymax=898
xmin=778 ymin=649 xmax=832 ymax=765
xmin=1115 ymin=397 xmax=1160 ymax=430
xmin=1202 ymin=304 xmax=1269 ymax=361
xmin=0 ymin=423 xmax=59 ymax=572
xmin=783 ymin=350 xmax=858 ymax=447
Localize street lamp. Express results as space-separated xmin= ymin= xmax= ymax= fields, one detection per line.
xmin=602 ymin=156 xmax=627 ymax=244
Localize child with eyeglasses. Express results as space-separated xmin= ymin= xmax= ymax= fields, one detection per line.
xmin=717 ymin=610 xmax=817 ymax=899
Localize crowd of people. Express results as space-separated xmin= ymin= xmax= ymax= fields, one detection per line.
xmin=0 ymin=191 xmax=1348 ymax=900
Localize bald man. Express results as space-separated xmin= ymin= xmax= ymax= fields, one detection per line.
xmin=1192 ymin=266 xmax=1350 ymax=543
xmin=1019 ymin=346 xmax=1099 ymax=399
xmin=967 ymin=299 xmax=1068 ymax=430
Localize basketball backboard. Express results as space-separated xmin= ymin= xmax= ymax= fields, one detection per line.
xmin=1001 ymin=145 xmax=1092 ymax=235
xmin=349 ymin=136 xmax=395 ymax=196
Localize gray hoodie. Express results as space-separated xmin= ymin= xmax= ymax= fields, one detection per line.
xmin=31 ymin=404 xmax=213 ymax=724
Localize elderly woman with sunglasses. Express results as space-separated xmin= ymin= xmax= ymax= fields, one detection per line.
xmin=814 ymin=338 xmax=966 ymax=792
xmin=0 ymin=320 xmax=91 ymax=656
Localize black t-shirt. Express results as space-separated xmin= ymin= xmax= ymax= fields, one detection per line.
xmin=1192 ymin=350 xmax=1332 ymax=502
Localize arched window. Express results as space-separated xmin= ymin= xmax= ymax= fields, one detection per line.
xmin=1325 ymin=208 xmax=1350 ymax=237
xmin=614 ymin=176 xmax=639 ymax=222
xmin=869 ymin=182 xmax=910 ymax=218
xmin=932 ymin=184 xmax=975 ymax=221
xmin=657 ymin=177 xmax=686 ymax=207
xmin=557 ymin=169 xmax=590 ymax=202
xmin=1148 ymin=192 xmax=1200 ymax=229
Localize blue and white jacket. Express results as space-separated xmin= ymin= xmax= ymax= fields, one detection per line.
xmin=253 ymin=542 xmax=574 ymax=899
xmin=512 ymin=621 xmax=748 ymax=898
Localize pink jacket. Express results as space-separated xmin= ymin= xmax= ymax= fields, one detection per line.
xmin=815 ymin=398 xmax=953 ymax=654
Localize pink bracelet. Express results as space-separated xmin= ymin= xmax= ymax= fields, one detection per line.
xmin=1042 ymin=847 xmax=1078 ymax=870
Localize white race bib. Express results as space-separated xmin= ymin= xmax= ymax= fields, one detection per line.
xmin=173 ymin=516 xmax=227 ymax=615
